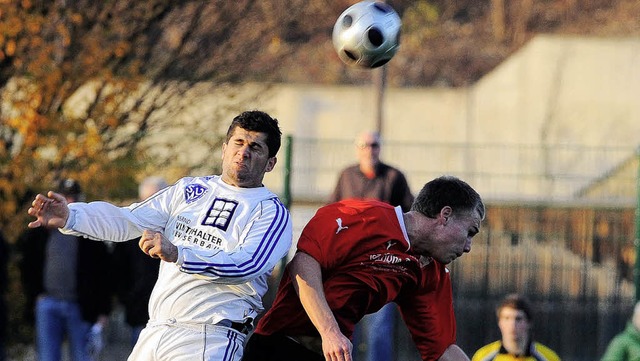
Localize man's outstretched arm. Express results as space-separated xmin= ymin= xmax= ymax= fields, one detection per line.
xmin=289 ymin=252 xmax=352 ymax=361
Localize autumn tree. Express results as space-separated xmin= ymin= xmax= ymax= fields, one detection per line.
xmin=0 ymin=1 xmax=312 ymax=240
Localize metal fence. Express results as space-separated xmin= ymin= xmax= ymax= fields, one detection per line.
xmin=282 ymin=137 xmax=640 ymax=361
xmin=284 ymin=138 xmax=638 ymax=205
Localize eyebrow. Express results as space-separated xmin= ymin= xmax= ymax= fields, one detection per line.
xmin=233 ymin=135 xmax=264 ymax=145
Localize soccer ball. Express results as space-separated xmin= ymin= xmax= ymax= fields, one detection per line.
xmin=332 ymin=1 xmax=402 ymax=69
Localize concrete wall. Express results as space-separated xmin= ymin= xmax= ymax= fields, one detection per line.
xmin=253 ymin=35 xmax=639 ymax=202
xmin=263 ymin=35 xmax=640 ymax=145
xmin=471 ymin=35 xmax=640 ymax=147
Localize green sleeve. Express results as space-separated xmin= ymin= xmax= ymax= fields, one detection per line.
xmin=601 ymin=335 xmax=626 ymax=361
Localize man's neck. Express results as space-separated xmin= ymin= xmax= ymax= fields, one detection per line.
xmin=359 ymin=162 xmax=378 ymax=179
xmin=502 ymin=338 xmax=529 ymax=356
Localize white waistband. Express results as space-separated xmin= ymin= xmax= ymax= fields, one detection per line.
xmin=146 ymin=318 xmax=251 ymax=334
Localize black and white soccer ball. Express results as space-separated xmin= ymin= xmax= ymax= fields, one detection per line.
xmin=332 ymin=1 xmax=402 ymax=69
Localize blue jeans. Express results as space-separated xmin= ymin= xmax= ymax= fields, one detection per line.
xmin=131 ymin=325 xmax=144 ymax=347
xmin=358 ymin=303 xmax=396 ymax=361
xmin=36 ymin=296 xmax=92 ymax=361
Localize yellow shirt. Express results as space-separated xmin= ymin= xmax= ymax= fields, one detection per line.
xmin=472 ymin=341 xmax=561 ymax=361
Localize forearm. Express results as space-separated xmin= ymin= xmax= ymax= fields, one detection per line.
xmin=289 ymin=252 xmax=341 ymax=336
xmin=63 ymin=202 xmax=149 ymax=241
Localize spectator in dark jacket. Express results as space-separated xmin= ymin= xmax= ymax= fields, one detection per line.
xmin=17 ymin=179 xmax=112 ymax=361
xmin=112 ymin=176 xmax=167 ymax=347
xmin=329 ymin=130 xmax=414 ymax=361
xmin=0 ymin=230 xmax=8 ymax=361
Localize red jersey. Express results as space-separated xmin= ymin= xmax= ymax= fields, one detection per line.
xmin=255 ymin=199 xmax=456 ymax=361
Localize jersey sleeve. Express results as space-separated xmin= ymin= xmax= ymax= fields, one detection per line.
xmin=295 ymin=206 xmax=347 ymax=270
xmin=295 ymin=219 xmax=325 ymax=265
xmin=178 ymin=198 xmax=292 ymax=284
xmin=63 ymin=201 xmax=159 ymax=241
xmin=62 ymin=182 xmax=175 ymax=242
xmin=396 ymin=261 xmax=456 ymax=361
xmin=296 ymin=201 xmax=397 ymax=271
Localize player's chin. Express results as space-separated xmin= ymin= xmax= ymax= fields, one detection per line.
xmin=435 ymin=256 xmax=454 ymax=264
xmin=445 ymin=253 xmax=462 ymax=264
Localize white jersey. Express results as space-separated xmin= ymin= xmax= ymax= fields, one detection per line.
xmin=62 ymin=175 xmax=292 ymax=325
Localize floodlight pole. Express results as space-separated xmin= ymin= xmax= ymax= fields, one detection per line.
xmin=374 ymin=0 xmax=388 ymax=136
xmin=635 ymin=146 xmax=640 ymax=302
xmin=374 ymin=65 xmax=387 ymax=135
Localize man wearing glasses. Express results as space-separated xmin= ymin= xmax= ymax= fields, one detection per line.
xmin=330 ymin=130 xmax=414 ymax=361
xmin=330 ymin=131 xmax=414 ymax=210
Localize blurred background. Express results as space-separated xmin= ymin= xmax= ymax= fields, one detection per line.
xmin=0 ymin=1 xmax=639 ymax=360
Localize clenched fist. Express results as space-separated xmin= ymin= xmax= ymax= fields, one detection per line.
xmin=139 ymin=230 xmax=178 ymax=263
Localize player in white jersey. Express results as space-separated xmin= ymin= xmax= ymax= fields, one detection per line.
xmin=27 ymin=110 xmax=293 ymax=361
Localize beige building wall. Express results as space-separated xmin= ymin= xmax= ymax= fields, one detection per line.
xmin=265 ymin=35 xmax=640 ymax=146
xmin=135 ymin=35 xmax=637 ymax=202
xmin=471 ymin=35 xmax=640 ymax=147
xmin=254 ymin=35 xmax=639 ymax=202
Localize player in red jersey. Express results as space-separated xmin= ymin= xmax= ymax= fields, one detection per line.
xmin=244 ymin=175 xmax=485 ymax=361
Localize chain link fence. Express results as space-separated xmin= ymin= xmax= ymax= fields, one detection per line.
xmin=281 ymin=137 xmax=639 ymax=361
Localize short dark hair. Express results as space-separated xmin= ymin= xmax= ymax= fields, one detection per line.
xmin=411 ymin=175 xmax=485 ymax=220
xmin=56 ymin=178 xmax=82 ymax=197
xmin=497 ymin=293 xmax=533 ymax=322
xmin=226 ymin=110 xmax=282 ymax=158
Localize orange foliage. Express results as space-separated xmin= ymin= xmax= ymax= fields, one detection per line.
xmin=0 ymin=1 xmax=301 ymax=241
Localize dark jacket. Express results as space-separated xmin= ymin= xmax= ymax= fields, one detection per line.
xmin=112 ymin=239 xmax=159 ymax=327
xmin=330 ymin=162 xmax=414 ymax=211
xmin=0 ymin=231 xmax=8 ymax=349
xmin=17 ymin=227 xmax=112 ymax=324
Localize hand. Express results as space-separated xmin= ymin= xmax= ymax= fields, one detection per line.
xmin=139 ymin=230 xmax=178 ymax=263
xmin=321 ymin=329 xmax=353 ymax=361
xmin=437 ymin=344 xmax=470 ymax=361
xmin=27 ymin=192 xmax=70 ymax=229
xmin=96 ymin=314 xmax=109 ymax=328
xmin=87 ymin=322 xmax=104 ymax=358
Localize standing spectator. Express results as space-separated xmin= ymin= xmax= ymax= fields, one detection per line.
xmin=17 ymin=178 xmax=112 ymax=361
xmin=472 ymin=294 xmax=561 ymax=361
xmin=0 ymin=230 xmax=8 ymax=361
xmin=601 ymin=301 xmax=640 ymax=361
xmin=112 ymin=176 xmax=168 ymax=347
xmin=330 ymin=130 xmax=414 ymax=361
xmin=330 ymin=130 xmax=413 ymax=211
xmin=244 ymin=175 xmax=485 ymax=361
xmin=26 ymin=110 xmax=292 ymax=361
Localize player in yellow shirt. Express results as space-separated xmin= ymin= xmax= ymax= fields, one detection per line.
xmin=472 ymin=294 xmax=561 ymax=361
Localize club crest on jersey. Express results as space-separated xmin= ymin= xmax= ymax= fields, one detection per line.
xmin=202 ymin=198 xmax=238 ymax=231
xmin=184 ymin=184 xmax=208 ymax=204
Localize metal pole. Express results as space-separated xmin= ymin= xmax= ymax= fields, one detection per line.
xmin=634 ymin=146 xmax=640 ymax=301
xmin=374 ymin=66 xmax=387 ymax=135
xmin=282 ymin=135 xmax=293 ymax=209
xmin=372 ymin=0 xmax=389 ymax=135
xmin=269 ymin=135 xmax=294 ymax=303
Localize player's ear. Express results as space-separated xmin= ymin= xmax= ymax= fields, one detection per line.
xmin=221 ymin=142 xmax=227 ymax=160
xmin=265 ymin=157 xmax=277 ymax=173
xmin=440 ymin=206 xmax=453 ymax=224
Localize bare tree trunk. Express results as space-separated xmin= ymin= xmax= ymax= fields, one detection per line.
xmin=513 ymin=0 xmax=532 ymax=45
xmin=491 ymin=0 xmax=506 ymax=42
xmin=564 ymin=0 xmax=578 ymax=21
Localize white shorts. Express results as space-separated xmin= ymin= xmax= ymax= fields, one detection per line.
xmin=128 ymin=320 xmax=247 ymax=361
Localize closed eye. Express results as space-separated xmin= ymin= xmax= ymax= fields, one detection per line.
xmin=468 ymin=227 xmax=479 ymax=238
